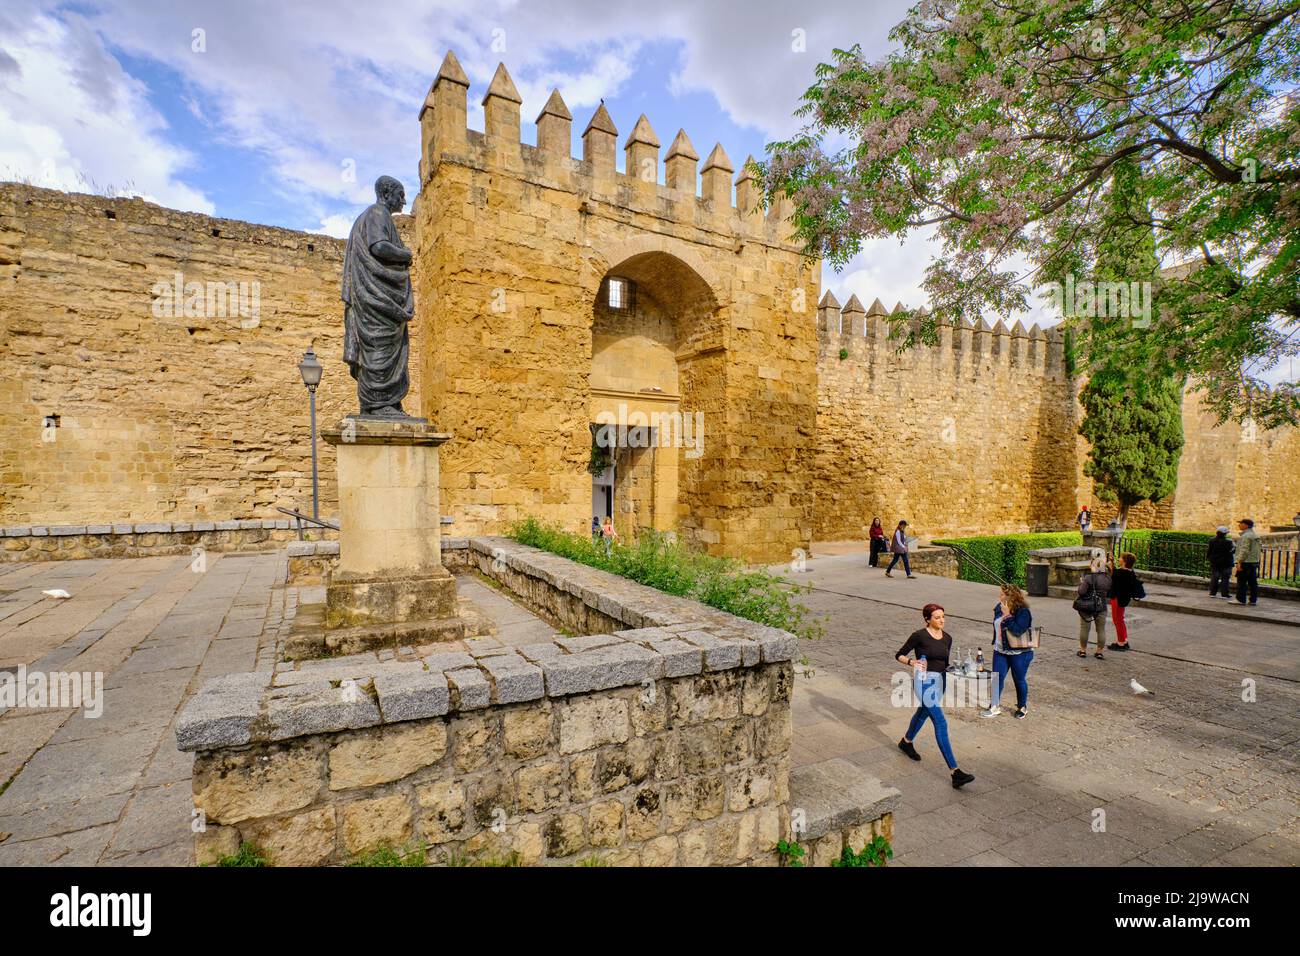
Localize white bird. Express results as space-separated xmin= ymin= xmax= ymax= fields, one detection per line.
xmin=42 ymin=589 xmax=71 ymax=599
xmin=1129 ymin=678 xmax=1154 ymax=696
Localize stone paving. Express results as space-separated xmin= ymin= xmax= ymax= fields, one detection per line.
xmin=783 ymin=552 xmax=1300 ymax=866
xmin=2 ymin=549 xmax=1296 ymax=866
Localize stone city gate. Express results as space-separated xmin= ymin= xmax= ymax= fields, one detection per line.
xmin=412 ymin=52 xmax=819 ymax=562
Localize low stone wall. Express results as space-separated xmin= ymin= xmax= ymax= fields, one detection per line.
xmin=904 ymin=546 xmax=959 ymax=577
xmin=179 ymin=536 xmax=896 ymax=865
xmin=286 ymin=540 xmax=340 ymax=585
xmin=2 ymin=519 xmax=338 ymax=563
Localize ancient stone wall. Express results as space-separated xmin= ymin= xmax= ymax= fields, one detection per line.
xmin=0 ymin=183 xmax=420 ymax=527
xmin=811 ymin=295 xmax=1081 ymax=541
xmin=412 ymin=55 xmax=819 ymax=563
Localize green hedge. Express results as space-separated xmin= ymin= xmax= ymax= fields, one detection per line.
xmin=1116 ymin=529 xmax=1213 ymax=576
xmin=508 ymin=518 xmax=823 ymax=641
xmin=932 ymin=532 xmax=1081 ymax=586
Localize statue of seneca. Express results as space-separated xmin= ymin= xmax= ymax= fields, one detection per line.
xmin=341 ymin=175 xmax=415 ymax=418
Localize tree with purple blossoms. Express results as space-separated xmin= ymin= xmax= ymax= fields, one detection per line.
xmin=760 ymin=0 xmax=1300 ymax=427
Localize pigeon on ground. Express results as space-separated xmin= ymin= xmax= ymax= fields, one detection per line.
xmin=1129 ymin=678 xmax=1154 ymax=696
xmin=42 ymin=589 xmax=71 ymax=599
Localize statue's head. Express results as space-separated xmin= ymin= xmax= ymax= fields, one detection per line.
xmin=375 ymin=176 xmax=405 ymax=213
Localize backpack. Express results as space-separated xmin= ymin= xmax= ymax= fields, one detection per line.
xmin=1072 ymin=574 xmax=1106 ymax=619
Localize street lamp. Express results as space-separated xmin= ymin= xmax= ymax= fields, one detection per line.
xmin=297 ymin=347 xmax=323 ymax=522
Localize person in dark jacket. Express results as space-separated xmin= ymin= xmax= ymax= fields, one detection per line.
xmin=868 ymin=517 xmax=885 ymax=568
xmin=1207 ymin=526 xmax=1235 ymax=599
xmin=1075 ymin=553 xmax=1111 ymax=659
xmin=1107 ymin=552 xmax=1145 ymax=651
xmin=981 ymin=584 xmax=1034 ymax=719
xmin=895 ymin=603 xmax=974 ymax=789
xmin=885 ymin=520 xmax=915 ymax=578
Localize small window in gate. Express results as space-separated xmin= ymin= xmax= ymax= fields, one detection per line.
xmin=604 ymin=276 xmax=636 ymax=313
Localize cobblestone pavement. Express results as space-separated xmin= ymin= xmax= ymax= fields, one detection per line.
xmin=0 ymin=555 xmax=555 ymax=865
xmin=2 ymin=551 xmax=1295 ymax=866
xmin=784 ymin=553 xmax=1300 ymax=866
xmin=0 ymin=553 xmax=283 ymax=865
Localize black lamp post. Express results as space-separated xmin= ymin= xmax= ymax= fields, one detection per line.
xmin=297 ymin=347 xmax=323 ymax=521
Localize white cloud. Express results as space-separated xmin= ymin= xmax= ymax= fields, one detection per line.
xmin=0 ymin=6 xmax=213 ymax=212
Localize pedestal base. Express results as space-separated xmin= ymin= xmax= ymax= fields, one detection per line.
xmin=325 ymin=566 xmax=458 ymax=628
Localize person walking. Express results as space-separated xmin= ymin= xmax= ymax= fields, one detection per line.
xmin=1077 ymin=506 xmax=1092 ymax=534
xmin=980 ymin=584 xmax=1034 ymax=719
xmin=1235 ymin=518 xmax=1261 ymax=605
xmin=1107 ymin=552 xmax=1145 ymax=652
xmin=1074 ymin=553 xmax=1111 ymax=659
xmin=895 ymin=604 xmax=975 ymax=789
xmin=1207 ymin=526 xmax=1235 ymax=599
xmin=885 ymin=520 xmax=915 ymax=578
xmin=868 ymin=517 xmax=885 ymax=568
xmin=600 ymin=515 xmax=617 ymax=558
xmin=591 ymin=515 xmax=602 ymax=545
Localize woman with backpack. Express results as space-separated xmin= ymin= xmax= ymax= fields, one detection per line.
xmin=1075 ymin=553 xmax=1112 ymax=659
xmin=980 ymin=584 xmax=1035 ymax=719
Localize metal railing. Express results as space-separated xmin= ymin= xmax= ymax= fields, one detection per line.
xmin=277 ymin=507 xmax=340 ymax=541
xmin=1109 ymin=532 xmax=1299 ymax=583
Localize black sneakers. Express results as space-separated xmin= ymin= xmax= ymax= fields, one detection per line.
xmin=1107 ymin=642 xmax=1130 ymax=652
xmin=951 ymin=769 xmax=975 ymax=789
xmin=898 ymin=738 xmax=921 ymax=761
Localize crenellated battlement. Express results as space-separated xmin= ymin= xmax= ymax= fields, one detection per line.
xmin=417 ymin=51 xmax=799 ymax=250
xmin=815 ymin=290 xmax=1068 ymax=379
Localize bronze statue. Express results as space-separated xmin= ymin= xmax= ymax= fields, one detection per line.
xmin=341 ymin=175 xmax=416 ymax=418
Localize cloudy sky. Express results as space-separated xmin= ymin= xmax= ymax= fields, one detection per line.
xmin=0 ymin=0 xmax=987 ymax=314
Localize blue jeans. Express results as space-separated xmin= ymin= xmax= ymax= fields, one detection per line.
xmin=991 ymin=649 xmax=1033 ymax=710
xmin=887 ymin=552 xmax=911 ymax=575
xmin=905 ymin=672 xmax=957 ymax=769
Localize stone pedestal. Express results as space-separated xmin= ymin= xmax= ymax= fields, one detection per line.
xmin=321 ymin=418 xmax=457 ymax=630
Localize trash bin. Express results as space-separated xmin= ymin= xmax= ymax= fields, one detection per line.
xmin=1025 ymin=561 xmax=1049 ymax=597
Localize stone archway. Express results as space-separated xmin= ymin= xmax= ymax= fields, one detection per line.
xmin=588 ymin=249 xmax=724 ymax=550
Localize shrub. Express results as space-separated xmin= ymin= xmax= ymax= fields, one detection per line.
xmin=509 ymin=518 xmax=824 ymax=641
xmin=831 ymin=835 xmax=893 ymax=867
xmin=214 ymin=842 xmax=268 ymax=867
xmin=933 ymin=532 xmax=1081 ymax=586
xmin=347 ymin=842 xmax=426 ymax=867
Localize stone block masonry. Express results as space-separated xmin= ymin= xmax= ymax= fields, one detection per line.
xmin=0 ymin=184 xmax=422 ymax=528
xmin=177 ymin=536 xmax=897 ymax=865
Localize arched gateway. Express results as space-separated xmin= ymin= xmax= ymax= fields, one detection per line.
xmin=412 ymin=52 xmax=818 ymax=562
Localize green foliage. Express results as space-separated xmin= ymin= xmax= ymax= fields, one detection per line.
xmin=576 ymin=854 xmax=611 ymax=867
xmin=838 ymin=347 xmax=849 ymax=360
xmin=1079 ymin=366 xmax=1185 ymax=527
xmin=1120 ymin=529 xmax=1214 ymax=575
xmin=509 ymin=518 xmax=825 ymax=642
xmin=760 ymin=0 xmax=1300 ymax=426
xmin=831 ymin=836 xmax=894 ymax=867
xmin=776 ymin=840 xmax=806 ymax=867
xmin=588 ymin=425 xmax=613 ymax=477
xmin=444 ymin=850 xmax=523 ymax=867
xmin=934 ymin=532 xmax=1081 ymax=586
xmin=214 ymin=842 xmax=268 ymax=867
xmin=346 ymin=842 xmax=426 ymax=867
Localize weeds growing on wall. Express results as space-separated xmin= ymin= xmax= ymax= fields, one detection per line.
xmin=509 ymin=519 xmax=824 ymax=642
xmin=933 ymin=532 xmax=1082 ymax=586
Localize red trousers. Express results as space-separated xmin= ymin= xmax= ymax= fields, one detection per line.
xmin=1110 ymin=599 xmax=1127 ymax=644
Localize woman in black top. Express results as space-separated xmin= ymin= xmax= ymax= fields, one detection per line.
xmin=1107 ymin=552 xmax=1144 ymax=651
xmin=895 ymin=603 xmax=975 ymax=789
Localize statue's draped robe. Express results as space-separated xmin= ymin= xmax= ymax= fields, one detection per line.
xmin=341 ymin=203 xmax=414 ymax=412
